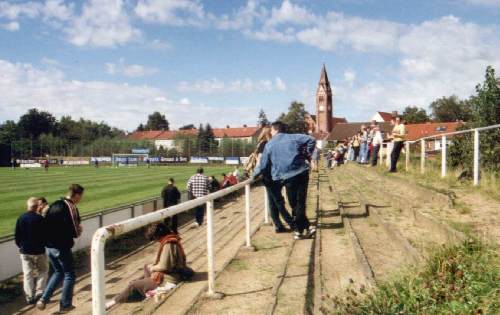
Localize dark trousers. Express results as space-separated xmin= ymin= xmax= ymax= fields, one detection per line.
xmin=195 ymin=205 xmax=205 ymax=225
xmin=372 ymin=145 xmax=380 ymax=166
xmin=284 ymin=171 xmax=310 ymax=234
xmin=265 ymin=182 xmax=296 ymax=231
xmin=115 ymin=265 xmax=157 ymax=303
xmin=164 ymin=215 xmax=178 ymax=234
xmin=353 ymin=146 xmax=360 ymax=160
xmin=390 ymin=141 xmax=404 ymax=172
xmin=41 ymin=248 xmax=75 ymax=308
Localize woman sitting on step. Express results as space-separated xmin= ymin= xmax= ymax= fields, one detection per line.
xmin=105 ymin=223 xmax=193 ymax=310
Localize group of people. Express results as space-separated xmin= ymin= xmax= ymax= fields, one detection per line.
xmin=15 ymin=184 xmax=84 ymax=313
xmin=250 ymin=121 xmax=317 ymax=240
xmin=324 ymin=116 xmax=406 ymax=172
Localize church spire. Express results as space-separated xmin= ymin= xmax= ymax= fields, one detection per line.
xmin=319 ymin=63 xmax=329 ymax=85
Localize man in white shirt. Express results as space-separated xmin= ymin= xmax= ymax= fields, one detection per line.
xmin=371 ymin=125 xmax=383 ymax=166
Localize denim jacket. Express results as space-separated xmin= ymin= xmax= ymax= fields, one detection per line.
xmin=253 ymin=133 xmax=316 ymax=181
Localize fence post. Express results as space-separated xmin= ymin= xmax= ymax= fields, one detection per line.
xmin=420 ymin=139 xmax=425 ymax=174
xmin=441 ymin=135 xmax=447 ymax=178
xmin=473 ymin=129 xmax=479 ymax=186
xmin=206 ymin=200 xmax=216 ymax=296
xmin=245 ymin=184 xmax=252 ymax=248
xmin=405 ymin=142 xmax=410 ymax=171
xmin=264 ymin=187 xmax=270 ymax=224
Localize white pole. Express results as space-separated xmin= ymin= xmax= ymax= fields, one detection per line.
xmin=91 ymin=230 xmax=108 ymax=315
xmin=405 ymin=141 xmax=410 ymax=171
xmin=441 ymin=135 xmax=447 ymax=178
xmin=264 ymin=187 xmax=270 ymax=224
xmin=420 ymin=139 xmax=425 ymax=174
xmin=206 ymin=200 xmax=215 ymax=295
xmin=473 ymin=129 xmax=479 ymax=186
xmin=245 ymin=184 xmax=251 ymax=247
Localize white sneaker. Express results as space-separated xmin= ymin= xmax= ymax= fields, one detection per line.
xmin=294 ymin=231 xmax=302 ymax=240
xmin=307 ymin=227 xmax=317 ymax=238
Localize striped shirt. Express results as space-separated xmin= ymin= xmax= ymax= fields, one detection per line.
xmin=187 ymin=174 xmax=209 ymax=198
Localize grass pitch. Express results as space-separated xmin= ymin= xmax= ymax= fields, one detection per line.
xmin=0 ymin=165 xmax=233 ymax=237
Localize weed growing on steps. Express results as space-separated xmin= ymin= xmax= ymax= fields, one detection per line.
xmin=324 ymin=239 xmax=499 ymax=315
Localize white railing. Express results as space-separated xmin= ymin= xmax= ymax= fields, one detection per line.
xmin=91 ymin=179 xmax=269 ymax=315
xmin=404 ymin=124 xmax=500 ymax=185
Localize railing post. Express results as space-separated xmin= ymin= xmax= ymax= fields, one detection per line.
xmin=206 ymin=200 xmax=215 ymax=295
xmin=473 ymin=129 xmax=479 ymax=186
xmin=91 ymin=230 xmax=108 ymax=315
xmin=264 ymin=187 xmax=270 ymax=224
xmin=405 ymin=141 xmax=410 ymax=171
xmin=420 ymin=139 xmax=425 ymax=174
xmin=441 ymin=135 xmax=446 ymax=178
xmin=245 ymin=184 xmax=251 ymax=247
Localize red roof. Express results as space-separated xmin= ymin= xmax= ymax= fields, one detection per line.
xmin=212 ymin=126 xmax=260 ymax=138
xmin=127 ymin=130 xmax=163 ymax=140
xmin=331 ymin=117 xmax=347 ymax=126
xmin=377 ymin=111 xmax=394 ymax=122
xmin=405 ymin=122 xmax=462 ymax=141
xmin=156 ymin=129 xmax=197 ymax=140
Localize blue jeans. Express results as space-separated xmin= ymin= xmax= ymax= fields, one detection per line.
xmin=41 ymin=248 xmax=75 ymax=308
xmin=360 ymin=142 xmax=368 ymax=163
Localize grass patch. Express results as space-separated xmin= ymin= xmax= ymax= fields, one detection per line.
xmin=325 ymin=239 xmax=499 ymax=315
xmin=228 ymin=259 xmax=249 ymax=272
xmin=0 ymin=165 xmax=232 ymax=236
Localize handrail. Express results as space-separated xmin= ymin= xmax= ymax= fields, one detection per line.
xmin=91 ymin=178 xmax=256 ymax=315
xmin=406 ymin=123 xmax=500 ymax=143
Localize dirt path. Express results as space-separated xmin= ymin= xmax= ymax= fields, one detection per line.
xmin=5 ymin=186 xmax=265 ymax=315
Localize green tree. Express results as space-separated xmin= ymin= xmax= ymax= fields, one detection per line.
xmin=144 ymin=112 xmax=169 ymax=130
xmin=17 ymin=108 xmax=56 ymax=139
xmin=279 ymin=101 xmax=309 ymax=134
xmin=257 ymin=109 xmax=270 ymax=127
xmin=402 ymin=106 xmax=430 ymax=123
xmin=430 ymin=96 xmax=473 ymax=122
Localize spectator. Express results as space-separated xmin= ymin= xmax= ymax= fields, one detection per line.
xmin=15 ymin=197 xmax=48 ymax=305
xmin=43 ymin=159 xmax=49 ymax=172
xmin=352 ymin=133 xmax=360 ymax=161
xmin=311 ymin=147 xmax=320 ymax=172
xmin=347 ymin=138 xmax=354 ymax=162
xmin=232 ymin=166 xmax=240 ymax=178
xmin=37 ymin=184 xmax=84 ymax=313
xmin=187 ymin=168 xmax=209 ymax=227
xmin=326 ymin=150 xmax=333 ymax=168
xmin=389 ymin=116 xmax=406 ymax=172
xmin=249 ymin=127 xmax=296 ymax=233
xmin=38 ymin=197 xmax=49 ymax=217
xmin=371 ymin=125 xmax=383 ymax=166
xmin=253 ymin=121 xmax=316 ymax=240
xmin=161 ymin=178 xmax=181 ymax=234
xmin=359 ymin=125 xmax=369 ymax=164
xmin=105 ymin=223 xmax=193 ymax=310
xmin=208 ymin=176 xmax=221 ymax=193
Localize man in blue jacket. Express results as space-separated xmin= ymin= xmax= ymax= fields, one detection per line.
xmin=37 ymin=184 xmax=84 ymax=313
xmin=253 ymin=121 xmax=316 ymax=240
xmin=15 ymin=197 xmax=48 ymax=304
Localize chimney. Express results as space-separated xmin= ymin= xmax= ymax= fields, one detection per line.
xmin=226 ymin=125 xmax=230 ymax=129
xmin=391 ymin=111 xmax=398 ymax=117
xmin=243 ymin=124 xmax=247 ymax=128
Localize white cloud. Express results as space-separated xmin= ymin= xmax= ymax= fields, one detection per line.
xmin=343 ymin=70 xmax=356 ymax=84
xmin=0 ymin=20 xmax=18 ymax=31
xmin=67 ymin=0 xmax=140 ymax=47
xmin=0 ymin=58 xmax=259 ymax=130
xmin=148 ymin=38 xmax=171 ymax=50
xmin=0 ymin=1 xmax=41 ymax=20
xmin=214 ymin=0 xmax=264 ymax=30
xmin=135 ymin=0 xmax=205 ymax=26
xmin=266 ymin=0 xmax=315 ymax=27
xmin=105 ymin=58 xmax=158 ymax=78
xmin=464 ymin=0 xmax=500 ymax=7
xmin=177 ymin=77 xmax=288 ymax=94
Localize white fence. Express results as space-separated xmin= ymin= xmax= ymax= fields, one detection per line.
xmin=405 ymin=124 xmax=500 ymax=185
xmin=91 ymin=179 xmax=270 ymax=315
xmin=0 ymin=194 xmax=187 ymax=282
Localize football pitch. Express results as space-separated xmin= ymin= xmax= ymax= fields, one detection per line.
xmin=0 ymin=165 xmax=233 ymax=237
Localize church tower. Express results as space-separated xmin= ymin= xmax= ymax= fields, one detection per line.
xmin=316 ymin=64 xmax=333 ymax=133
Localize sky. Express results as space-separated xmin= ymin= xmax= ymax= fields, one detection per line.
xmin=0 ymin=0 xmax=499 ymax=131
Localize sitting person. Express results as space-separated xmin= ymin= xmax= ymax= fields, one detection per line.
xmin=208 ymin=176 xmax=220 ymax=193
xmin=221 ymin=173 xmax=237 ymax=188
xmin=105 ymin=223 xmax=193 ymax=310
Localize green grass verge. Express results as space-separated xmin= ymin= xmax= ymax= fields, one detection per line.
xmin=326 ymin=239 xmax=499 ymax=315
xmin=0 ymin=165 xmax=233 ymax=236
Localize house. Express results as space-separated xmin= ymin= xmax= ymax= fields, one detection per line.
xmin=212 ymin=126 xmax=261 ymax=143
xmin=405 ymin=122 xmax=462 ymax=150
xmin=154 ymin=129 xmax=197 ymax=150
xmin=371 ymin=111 xmax=397 ymax=122
xmin=326 ymin=122 xmax=394 ymax=142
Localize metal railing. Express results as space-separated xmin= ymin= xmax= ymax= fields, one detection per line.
xmin=404 ymin=124 xmax=500 ymax=185
xmin=91 ymin=178 xmax=270 ymax=315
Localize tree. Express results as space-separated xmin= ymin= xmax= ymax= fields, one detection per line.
xmin=279 ymin=101 xmax=309 ymax=134
xmin=257 ymin=109 xmax=270 ymax=127
xmin=136 ymin=123 xmax=145 ymax=131
xmin=17 ymin=108 xmax=56 ymax=139
xmin=179 ymin=124 xmax=196 ymax=130
xmin=449 ymin=66 xmax=500 ymax=171
xmin=402 ymin=106 xmax=430 ymax=123
xmin=430 ymin=96 xmax=473 ymax=122
xmin=144 ymin=112 xmax=169 ymax=130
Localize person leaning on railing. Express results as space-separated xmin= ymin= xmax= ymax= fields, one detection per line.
xmin=105 ymin=223 xmax=193 ymax=310
xmin=389 ymin=116 xmax=406 ymax=172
